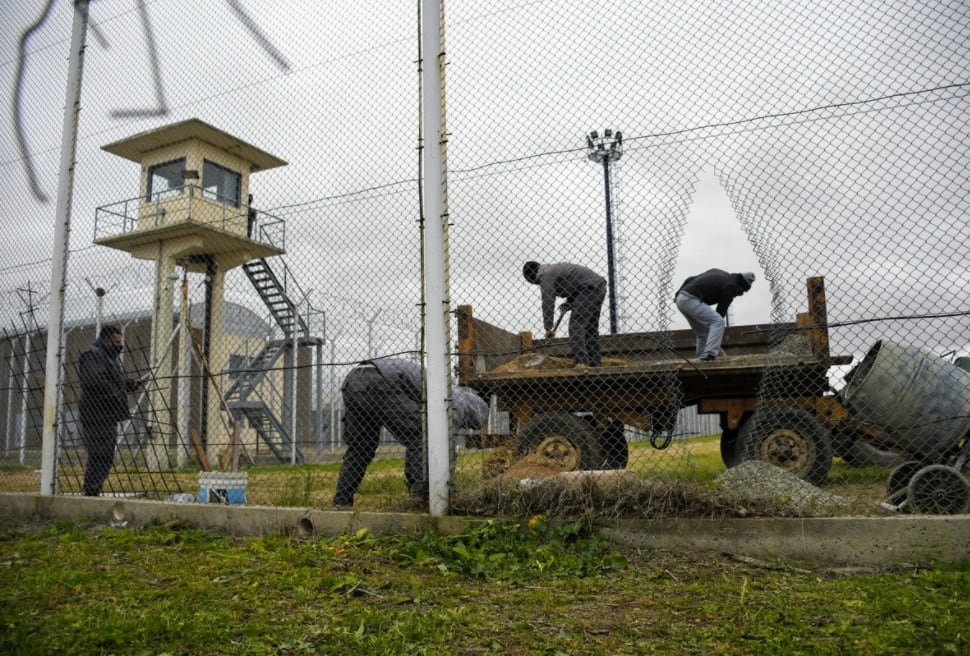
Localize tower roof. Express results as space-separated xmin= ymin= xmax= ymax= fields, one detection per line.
xmin=101 ymin=118 xmax=287 ymax=171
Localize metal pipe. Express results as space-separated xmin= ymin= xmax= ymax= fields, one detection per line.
xmin=20 ymin=333 xmax=30 ymax=467
xmin=315 ymin=339 xmax=323 ymax=461
xmin=421 ymin=0 xmax=451 ymax=516
xmin=329 ymin=337 xmax=337 ymax=453
xmin=290 ymin=311 xmax=298 ymax=465
xmin=5 ymin=342 xmax=15 ymax=456
xmin=40 ymin=0 xmax=90 ymax=496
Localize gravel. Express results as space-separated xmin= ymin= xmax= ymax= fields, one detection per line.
xmin=716 ymin=460 xmax=850 ymax=515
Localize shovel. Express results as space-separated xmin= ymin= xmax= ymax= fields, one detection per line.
xmin=525 ymin=305 xmax=570 ymax=367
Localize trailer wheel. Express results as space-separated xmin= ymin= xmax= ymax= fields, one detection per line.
xmin=720 ymin=428 xmax=741 ymax=468
xmin=738 ymin=406 xmax=833 ymax=486
xmin=720 ymin=412 xmax=753 ymax=469
xmin=600 ymin=419 xmax=629 ymax=469
xmin=906 ymin=465 xmax=970 ymax=515
xmin=518 ymin=412 xmax=599 ymax=471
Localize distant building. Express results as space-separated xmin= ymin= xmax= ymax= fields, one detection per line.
xmin=0 ymin=299 xmax=316 ymax=465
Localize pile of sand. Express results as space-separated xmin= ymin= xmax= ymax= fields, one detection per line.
xmin=482 ymin=446 xmax=563 ymax=481
xmin=492 ymin=353 xmax=630 ymax=373
xmin=503 ymin=453 xmax=567 ymax=481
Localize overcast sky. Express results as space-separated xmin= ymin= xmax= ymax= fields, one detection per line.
xmin=1 ymin=0 xmax=967 ymax=368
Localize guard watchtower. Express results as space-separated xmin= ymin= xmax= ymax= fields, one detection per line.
xmin=95 ymin=118 xmax=287 ymax=465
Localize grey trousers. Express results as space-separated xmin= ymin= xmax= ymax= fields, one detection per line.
xmin=568 ymin=282 xmax=606 ymax=366
xmin=675 ymin=291 xmax=726 ymax=358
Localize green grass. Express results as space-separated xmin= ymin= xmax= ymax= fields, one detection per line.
xmin=2 ymin=434 xmax=896 ymax=515
xmin=1 ymin=519 xmax=967 ymax=655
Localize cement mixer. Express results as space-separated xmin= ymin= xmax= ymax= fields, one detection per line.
xmin=842 ymin=340 xmax=970 ymax=514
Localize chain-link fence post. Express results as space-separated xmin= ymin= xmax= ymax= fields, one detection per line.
xmin=40 ymin=0 xmax=90 ymax=497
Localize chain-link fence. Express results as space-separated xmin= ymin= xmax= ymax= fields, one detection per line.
xmin=1 ymin=0 xmax=967 ymax=518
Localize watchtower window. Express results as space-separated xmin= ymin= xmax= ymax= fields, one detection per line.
xmin=146 ymin=158 xmax=185 ymax=202
xmin=202 ymin=160 xmax=241 ymax=207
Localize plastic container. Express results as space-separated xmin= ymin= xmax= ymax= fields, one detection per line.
xmin=842 ymin=340 xmax=970 ymax=458
xmin=198 ymin=471 xmax=248 ymax=505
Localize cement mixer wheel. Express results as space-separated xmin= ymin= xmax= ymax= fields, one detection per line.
xmin=887 ymin=460 xmax=924 ymax=498
xmin=738 ymin=406 xmax=833 ymax=486
xmin=518 ymin=412 xmax=600 ymax=471
xmin=906 ymin=465 xmax=970 ymax=515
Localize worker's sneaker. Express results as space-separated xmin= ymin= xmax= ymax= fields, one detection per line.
xmin=698 ymin=354 xmax=717 ymax=362
xmin=331 ymin=497 xmax=354 ymax=509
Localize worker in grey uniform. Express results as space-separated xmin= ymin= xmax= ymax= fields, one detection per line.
xmin=523 ymin=261 xmax=606 ymax=367
xmin=675 ymin=269 xmax=755 ymax=361
xmin=332 ymin=358 xmax=489 ymax=508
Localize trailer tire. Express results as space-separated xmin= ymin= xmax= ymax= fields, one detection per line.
xmin=738 ymin=406 xmax=833 ymax=486
xmin=720 ymin=428 xmax=741 ymax=468
xmin=518 ymin=412 xmax=600 ymax=471
xmin=600 ymin=419 xmax=629 ymax=469
xmin=720 ymin=412 xmax=753 ymax=468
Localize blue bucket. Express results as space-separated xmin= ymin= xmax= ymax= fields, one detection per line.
xmin=198 ymin=471 xmax=248 ymax=505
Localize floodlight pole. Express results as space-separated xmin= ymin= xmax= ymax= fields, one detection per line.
xmin=586 ymin=129 xmax=623 ymax=334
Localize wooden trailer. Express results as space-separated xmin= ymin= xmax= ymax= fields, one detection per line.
xmin=457 ymin=276 xmax=856 ymax=485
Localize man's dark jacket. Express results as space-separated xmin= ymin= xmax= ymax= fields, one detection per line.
xmin=78 ymin=339 xmax=137 ymax=426
xmin=676 ymin=268 xmax=751 ymax=317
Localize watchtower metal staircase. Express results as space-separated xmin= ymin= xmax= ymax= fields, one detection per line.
xmin=225 ymin=257 xmax=317 ymax=463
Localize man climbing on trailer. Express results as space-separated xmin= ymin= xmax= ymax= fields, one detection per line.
xmin=675 ymin=268 xmax=756 ymax=361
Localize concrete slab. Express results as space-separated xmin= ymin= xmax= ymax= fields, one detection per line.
xmin=2 ymin=493 xmax=967 ymax=567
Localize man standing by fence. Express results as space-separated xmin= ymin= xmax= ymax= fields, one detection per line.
xmin=78 ymin=325 xmax=142 ymax=496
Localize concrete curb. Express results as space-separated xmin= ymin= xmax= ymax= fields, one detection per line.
xmin=2 ymin=493 xmax=967 ymax=567
xmin=600 ymin=516 xmax=970 ymax=566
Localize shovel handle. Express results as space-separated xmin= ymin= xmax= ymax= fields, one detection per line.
xmin=553 ymin=305 xmax=569 ymax=332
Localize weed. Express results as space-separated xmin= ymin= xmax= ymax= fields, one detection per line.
xmin=0 ymin=519 xmax=967 ymax=655
xmin=398 ymin=518 xmax=626 ymax=582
